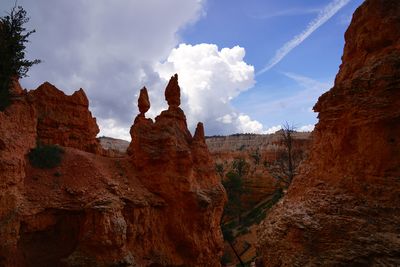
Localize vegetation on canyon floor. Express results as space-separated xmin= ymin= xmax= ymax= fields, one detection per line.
xmin=220 ymin=124 xmax=306 ymax=266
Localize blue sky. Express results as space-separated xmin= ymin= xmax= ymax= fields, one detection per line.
xmin=179 ymin=0 xmax=364 ymax=131
xmin=0 ymin=0 xmax=364 ymax=139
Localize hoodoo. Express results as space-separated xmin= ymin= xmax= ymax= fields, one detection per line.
xmin=0 ymin=76 xmax=226 ymax=266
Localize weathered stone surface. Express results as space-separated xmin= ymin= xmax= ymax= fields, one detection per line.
xmin=128 ymin=77 xmax=226 ymax=266
xmin=0 ymin=78 xmax=226 ymax=266
xmin=0 ymin=83 xmax=37 ymax=267
xmin=257 ymin=0 xmax=400 ymax=265
xmin=165 ymin=74 xmax=180 ymax=108
xmin=138 ymin=87 xmax=150 ymax=116
xmin=28 ymin=82 xmax=100 ymax=153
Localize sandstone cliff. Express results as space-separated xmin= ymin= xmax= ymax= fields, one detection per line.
xmin=0 ymin=76 xmax=226 ymax=266
xmin=28 ymin=82 xmax=100 ymax=153
xmin=257 ymin=0 xmax=400 ymax=265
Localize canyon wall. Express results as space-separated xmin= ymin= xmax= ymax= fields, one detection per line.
xmin=207 ymin=132 xmax=311 ymax=207
xmin=257 ymin=0 xmax=400 ymax=265
xmin=0 ymin=76 xmax=226 ymax=266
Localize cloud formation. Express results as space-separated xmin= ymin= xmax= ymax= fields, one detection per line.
xmin=257 ymin=0 xmax=351 ymax=74
xmin=0 ymin=0 xmax=205 ymax=140
xmin=249 ymin=7 xmax=320 ymax=20
xmin=156 ymin=43 xmax=263 ymax=135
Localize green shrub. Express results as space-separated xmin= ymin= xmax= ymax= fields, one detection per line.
xmin=28 ymin=144 xmax=64 ymax=169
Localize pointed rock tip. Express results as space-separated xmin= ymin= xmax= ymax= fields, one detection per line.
xmin=194 ymin=122 xmax=205 ymax=141
xmin=165 ymin=73 xmax=180 ymax=107
xmin=138 ymin=86 xmax=150 ymax=115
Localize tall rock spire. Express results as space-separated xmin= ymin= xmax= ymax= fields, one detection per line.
xmin=165 ymin=74 xmax=180 ymax=108
xmin=138 ymin=87 xmax=150 ymax=116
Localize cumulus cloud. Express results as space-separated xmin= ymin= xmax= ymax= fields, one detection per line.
xmin=156 ymin=43 xmax=264 ymax=135
xmin=298 ymin=124 xmax=315 ymax=132
xmin=0 ymin=0 xmax=205 ymax=140
xmin=264 ymin=125 xmax=282 ymax=134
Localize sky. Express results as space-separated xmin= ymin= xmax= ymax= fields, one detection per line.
xmin=0 ymin=0 xmax=364 ymax=140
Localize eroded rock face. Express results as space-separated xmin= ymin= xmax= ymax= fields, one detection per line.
xmin=0 ymin=93 xmax=37 ymax=267
xmin=28 ymin=82 xmax=100 ymax=153
xmin=257 ymin=0 xmax=400 ymax=265
xmin=138 ymin=87 xmax=150 ymax=116
xmin=128 ymin=74 xmax=226 ymax=266
xmin=1 ymin=76 xmax=225 ymax=266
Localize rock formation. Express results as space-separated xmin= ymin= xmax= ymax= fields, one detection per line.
xmin=165 ymin=73 xmax=180 ymax=108
xmin=0 ymin=76 xmax=226 ymax=266
xmin=0 ymin=92 xmax=37 ymax=267
xmin=207 ymin=132 xmax=311 ymax=208
xmin=127 ymin=75 xmax=226 ymax=265
xmin=257 ymin=0 xmax=400 ymax=265
xmin=137 ymin=87 xmax=150 ymax=116
xmin=28 ymin=82 xmax=100 ymax=153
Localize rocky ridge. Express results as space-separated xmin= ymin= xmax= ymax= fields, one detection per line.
xmin=28 ymin=82 xmax=101 ymax=153
xmin=0 ymin=75 xmax=226 ymax=266
xmin=257 ymin=0 xmax=400 ymax=265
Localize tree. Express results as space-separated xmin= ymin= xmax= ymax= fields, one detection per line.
xmin=222 ymin=158 xmax=249 ymax=221
xmin=265 ymin=122 xmax=305 ymax=188
xmin=0 ymin=5 xmax=40 ymax=110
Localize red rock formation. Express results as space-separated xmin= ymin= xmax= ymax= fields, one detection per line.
xmin=257 ymin=0 xmax=400 ymax=265
xmin=207 ymin=133 xmax=311 ymax=209
xmin=0 ymin=83 xmax=37 ymax=267
xmin=138 ymin=86 xmax=150 ymax=116
xmin=28 ymin=82 xmax=100 ymax=153
xmin=1 ymin=76 xmax=226 ymax=266
xmin=165 ymin=73 xmax=180 ymax=108
xmin=128 ymin=74 xmax=226 ymax=266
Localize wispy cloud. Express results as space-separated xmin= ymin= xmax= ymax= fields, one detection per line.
xmin=257 ymin=0 xmax=351 ymax=75
xmin=249 ymin=7 xmax=320 ymax=20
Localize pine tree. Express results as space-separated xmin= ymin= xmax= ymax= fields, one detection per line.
xmin=0 ymin=5 xmax=40 ymax=110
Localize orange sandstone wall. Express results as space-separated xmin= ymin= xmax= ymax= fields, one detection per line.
xmin=257 ymin=0 xmax=400 ymax=265
xmin=28 ymin=82 xmax=100 ymax=153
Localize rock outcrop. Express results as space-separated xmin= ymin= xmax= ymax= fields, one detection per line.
xmin=28 ymin=82 xmax=100 ymax=153
xmin=127 ymin=75 xmax=226 ymax=266
xmin=257 ymin=0 xmax=400 ymax=265
xmin=0 ymin=76 xmax=226 ymax=266
xmin=0 ymin=94 xmax=37 ymax=267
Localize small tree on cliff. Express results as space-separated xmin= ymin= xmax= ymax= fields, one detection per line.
xmin=0 ymin=5 xmax=40 ymax=110
xmin=265 ymin=123 xmax=305 ymax=188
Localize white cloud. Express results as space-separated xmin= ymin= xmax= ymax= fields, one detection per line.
xmin=1 ymin=0 xmax=205 ymax=139
xmin=249 ymin=7 xmax=320 ymax=20
xmin=156 ymin=43 xmax=264 ymax=135
xmin=98 ymin=118 xmax=131 ymax=141
xmin=298 ymin=124 xmax=315 ymax=132
xmin=264 ymin=125 xmax=282 ymax=134
xmin=237 ymin=115 xmax=264 ymax=133
xmin=257 ymin=0 xmax=351 ymax=74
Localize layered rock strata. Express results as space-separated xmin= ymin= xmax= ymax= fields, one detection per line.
xmin=257 ymin=0 xmax=400 ymax=265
